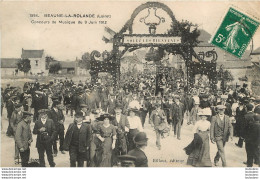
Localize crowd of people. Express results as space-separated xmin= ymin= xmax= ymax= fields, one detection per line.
xmin=1 ymin=73 xmax=260 ymax=167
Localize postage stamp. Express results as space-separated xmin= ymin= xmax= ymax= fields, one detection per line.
xmin=211 ymin=7 xmax=260 ymax=58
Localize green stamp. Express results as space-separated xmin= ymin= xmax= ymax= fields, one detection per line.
xmin=211 ymin=7 xmax=260 ymax=58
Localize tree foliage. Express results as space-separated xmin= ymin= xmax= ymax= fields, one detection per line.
xmin=168 ymin=20 xmax=200 ymax=47
xmin=17 ymin=58 xmax=31 ymax=74
xmin=45 ymin=56 xmax=56 ymax=69
xmin=79 ymin=52 xmax=91 ymax=70
xmin=49 ymin=62 xmax=62 ymax=74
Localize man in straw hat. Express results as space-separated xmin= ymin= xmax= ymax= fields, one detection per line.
xmin=210 ymin=105 xmax=233 ymax=167
xmin=128 ymin=132 xmax=148 ymax=167
xmin=33 ymin=109 xmax=56 ymax=167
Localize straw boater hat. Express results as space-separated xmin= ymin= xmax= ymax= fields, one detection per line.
xmin=217 ymin=105 xmax=226 ymax=110
xmin=197 ymin=108 xmax=212 ymax=116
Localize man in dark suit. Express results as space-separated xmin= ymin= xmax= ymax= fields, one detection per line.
xmin=111 ymin=104 xmax=130 ymax=165
xmin=128 ymin=132 xmax=148 ymax=167
xmin=31 ymin=91 xmax=45 ymax=122
xmin=33 ymin=109 xmax=56 ymax=167
xmin=63 ymin=112 xmax=91 ymax=167
xmin=210 ymin=105 xmax=233 ymax=167
xmin=172 ymin=96 xmax=185 ymax=140
xmin=10 ymin=103 xmax=24 ymax=160
xmin=15 ymin=112 xmax=33 ymax=167
xmin=243 ymin=104 xmax=259 ymax=167
xmin=150 ymin=103 xmax=167 ymax=150
xmin=63 ymin=90 xmax=73 ymax=116
xmin=6 ymin=96 xmax=17 ymax=137
xmin=48 ymin=100 xmax=66 ymax=156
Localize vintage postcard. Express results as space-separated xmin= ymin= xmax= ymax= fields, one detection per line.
xmin=0 ymin=1 xmax=260 ymax=171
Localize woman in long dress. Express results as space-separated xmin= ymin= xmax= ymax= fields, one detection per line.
xmin=184 ymin=109 xmax=212 ymax=167
xmin=96 ymin=114 xmax=116 ymax=167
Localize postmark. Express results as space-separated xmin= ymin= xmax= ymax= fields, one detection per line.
xmin=211 ymin=7 xmax=260 ymax=58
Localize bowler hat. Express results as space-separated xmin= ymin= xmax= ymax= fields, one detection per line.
xmin=74 ymin=112 xmax=84 ymax=118
xmin=52 ymin=100 xmax=61 ymax=106
xmin=199 ymin=93 xmax=209 ymax=98
xmin=14 ymin=103 xmax=23 ymax=108
xmin=134 ymin=132 xmax=148 ymax=145
xmin=115 ymin=103 xmax=123 ymax=110
xmin=22 ymin=111 xmax=33 ymax=119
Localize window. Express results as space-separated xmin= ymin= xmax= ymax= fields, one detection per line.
xmin=35 ymin=60 xmax=38 ymax=66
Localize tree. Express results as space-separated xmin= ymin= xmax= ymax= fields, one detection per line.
xmin=45 ymin=56 xmax=56 ymax=69
xmin=79 ymin=52 xmax=91 ymax=70
xmin=17 ymin=58 xmax=31 ymax=75
xmin=49 ymin=62 xmax=62 ymax=74
xmin=167 ymin=20 xmax=200 ymax=59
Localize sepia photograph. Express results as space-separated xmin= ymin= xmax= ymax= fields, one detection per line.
xmin=0 ymin=1 xmax=259 ymax=173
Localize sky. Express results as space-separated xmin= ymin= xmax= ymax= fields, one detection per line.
xmin=0 ymin=1 xmax=260 ymax=61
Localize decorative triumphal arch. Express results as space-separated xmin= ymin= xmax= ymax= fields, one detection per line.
xmin=89 ymin=1 xmax=218 ymax=91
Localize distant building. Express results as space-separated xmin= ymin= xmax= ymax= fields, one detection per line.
xmin=1 ymin=58 xmax=21 ymax=76
xmin=59 ymin=61 xmax=76 ymax=74
xmin=251 ymin=47 xmax=260 ymax=64
xmin=21 ymin=48 xmax=48 ymax=75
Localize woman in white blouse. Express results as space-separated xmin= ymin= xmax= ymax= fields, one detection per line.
xmin=127 ymin=108 xmax=143 ymax=151
xmin=184 ymin=109 xmax=212 ymax=167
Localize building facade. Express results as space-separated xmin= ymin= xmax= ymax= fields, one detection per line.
xmin=21 ymin=49 xmax=48 ymax=75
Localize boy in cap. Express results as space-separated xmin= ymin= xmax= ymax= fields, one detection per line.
xmin=63 ymin=112 xmax=91 ymax=167
xmin=33 ymin=109 xmax=56 ymax=167
xmin=210 ymin=105 xmax=233 ymax=167
xmin=15 ymin=112 xmax=33 ymax=167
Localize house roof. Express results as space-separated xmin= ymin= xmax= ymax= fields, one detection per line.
xmin=1 ymin=58 xmax=20 ymax=68
xmin=217 ymin=59 xmax=251 ymax=69
xmin=21 ymin=49 xmax=44 ymax=59
xmin=251 ymin=47 xmax=260 ymax=55
xmin=197 ymin=29 xmax=214 ymax=47
xmin=59 ymin=61 xmax=76 ymax=68
xmin=49 ymin=61 xmax=76 ymax=69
